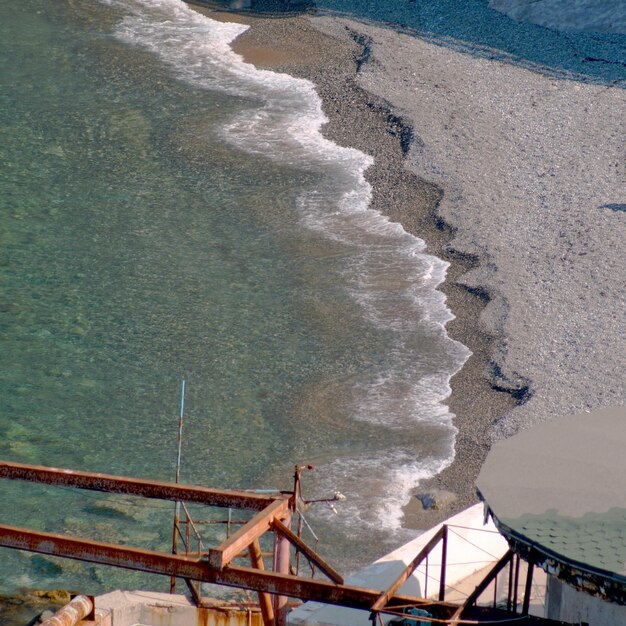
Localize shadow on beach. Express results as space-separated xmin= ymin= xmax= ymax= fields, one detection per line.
xmin=191 ymin=0 xmax=314 ymax=17
xmin=195 ymin=0 xmax=626 ymax=84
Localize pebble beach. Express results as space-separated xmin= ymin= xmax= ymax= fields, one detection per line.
xmin=199 ymin=3 xmax=626 ymax=529
xmin=0 ymin=6 xmax=623 ymax=615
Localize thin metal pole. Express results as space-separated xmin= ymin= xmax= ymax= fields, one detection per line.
xmin=439 ymin=524 xmax=448 ymax=601
xmin=175 ymin=379 xmax=186 ymax=484
xmin=513 ymin=554 xmax=521 ymax=612
xmin=295 ymin=514 xmax=304 ymax=576
xmin=170 ymin=379 xmax=186 ymax=594
xmin=522 ymin=561 xmax=534 ymax=615
xmin=507 ymin=552 xmax=513 ymax=611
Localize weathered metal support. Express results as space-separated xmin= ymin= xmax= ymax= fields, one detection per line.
xmin=0 ymin=460 xmax=278 ymax=509
xmin=184 ymin=577 xmax=202 ymax=607
xmin=513 ymin=553 xmax=521 ymax=611
xmin=0 ymin=524 xmax=456 ymax=613
xmin=249 ymin=539 xmax=275 ymax=626
xmin=271 ymin=518 xmax=343 ymax=585
xmin=40 ymin=595 xmax=93 ymax=626
xmin=273 ymin=512 xmax=292 ymax=626
xmin=439 ymin=524 xmax=448 ymax=601
xmin=370 ymin=524 xmax=446 ymax=612
xmin=506 ymin=552 xmax=514 ymax=611
xmin=522 ymin=560 xmax=534 ymax=615
xmin=209 ymin=498 xmax=290 ymax=570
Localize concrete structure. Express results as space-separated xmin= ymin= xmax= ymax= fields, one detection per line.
xmin=93 ymin=591 xmax=263 ymax=626
xmin=289 ymin=504 xmax=512 ymax=624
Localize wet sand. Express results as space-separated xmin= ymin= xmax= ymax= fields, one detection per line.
xmin=191 ymin=4 xmax=626 ymax=531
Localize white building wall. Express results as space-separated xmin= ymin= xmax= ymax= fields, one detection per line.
xmin=289 ymin=503 xmax=509 ymax=625
xmin=546 ymin=576 xmax=626 ymax=626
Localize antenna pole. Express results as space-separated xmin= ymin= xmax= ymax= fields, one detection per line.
xmin=170 ymin=379 xmax=186 ymax=594
xmin=175 ymin=380 xmax=186 ymax=485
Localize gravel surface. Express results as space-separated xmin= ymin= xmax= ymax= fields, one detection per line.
xmin=328 ymin=16 xmax=626 ymax=439
xmin=200 ymin=5 xmax=626 ymax=528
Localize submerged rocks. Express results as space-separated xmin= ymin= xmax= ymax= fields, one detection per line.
xmin=0 ymin=589 xmax=71 ymax=626
xmin=414 ymin=489 xmax=457 ymax=511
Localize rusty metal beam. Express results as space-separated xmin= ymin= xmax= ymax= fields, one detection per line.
xmin=272 ymin=513 xmax=292 ymax=626
xmin=222 ymin=564 xmax=456 ymax=612
xmin=371 ymin=524 xmax=446 ymax=612
xmin=209 ymin=498 xmax=290 ymax=569
xmin=0 ymin=460 xmax=279 ymax=510
xmin=249 ymin=539 xmax=275 ymax=626
xmin=272 ymin=518 xmax=343 ymax=585
xmin=0 ymin=524 xmax=456 ymax=614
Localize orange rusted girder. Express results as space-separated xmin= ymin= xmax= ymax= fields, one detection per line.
xmin=371 ymin=524 xmax=447 ymax=612
xmin=40 ymin=595 xmax=93 ymax=626
xmin=209 ymin=498 xmax=290 ymax=569
xmin=271 ymin=518 xmax=343 ymax=585
xmin=0 ymin=460 xmax=280 ymax=510
xmin=0 ymin=524 xmax=456 ymax=613
xmin=249 ymin=539 xmax=275 ymax=626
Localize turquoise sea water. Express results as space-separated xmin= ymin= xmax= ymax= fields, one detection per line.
xmin=1 ymin=0 xmax=466 ymax=593
xmin=2 ymin=0 xmax=622 ymax=599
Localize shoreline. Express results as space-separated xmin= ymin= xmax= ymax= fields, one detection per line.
xmin=197 ymin=7 xmax=518 ymax=529
xmin=191 ymin=4 xmax=625 ymax=532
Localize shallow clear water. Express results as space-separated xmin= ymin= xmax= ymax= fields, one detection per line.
xmin=0 ymin=0 xmax=468 ymax=593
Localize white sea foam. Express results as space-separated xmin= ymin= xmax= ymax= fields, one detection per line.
xmin=105 ymin=0 xmax=470 ymax=535
xmin=305 ymin=447 xmax=455 ymax=532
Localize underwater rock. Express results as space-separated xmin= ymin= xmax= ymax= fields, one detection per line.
xmin=414 ymin=489 xmax=457 ymax=511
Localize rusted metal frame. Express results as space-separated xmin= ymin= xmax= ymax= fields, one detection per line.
xmin=512 ymin=553 xmax=521 ymax=611
xmin=209 ymin=498 xmax=290 ymax=570
xmin=439 ymin=524 xmax=448 ymax=601
xmin=493 ymin=566 xmax=498 ymax=606
xmin=370 ymin=524 xmax=446 ymax=612
xmin=0 ymin=524 xmax=457 ymax=613
xmin=180 ymin=503 xmax=208 ymax=551
xmin=249 ymin=539 xmax=275 ymax=626
xmin=184 ymin=577 xmax=203 ymax=607
xmin=225 ymin=564 xmax=457 ymax=613
xmin=522 ymin=560 xmax=534 ymax=615
xmin=271 ymin=518 xmax=343 ymax=585
xmin=272 ymin=513 xmax=292 ymax=626
xmin=0 ymin=460 xmax=278 ymax=510
xmin=507 ymin=552 xmax=514 ymax=611
xmin=449 ymin=548 xmax=513 ymax=623
xmin=0 ymin=524 xmax=210 ymax=579
xmin=170 ymin=516 xmax=180 ymax=593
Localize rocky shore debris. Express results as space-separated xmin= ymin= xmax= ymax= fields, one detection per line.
xmin=414 ymin=489 xmax=457 ymax=511
xmin=0 ymin=589 xmax=72 ymax=626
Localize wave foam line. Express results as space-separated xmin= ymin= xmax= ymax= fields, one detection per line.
xmin=104 ymin=0 xmax=471 ymax=532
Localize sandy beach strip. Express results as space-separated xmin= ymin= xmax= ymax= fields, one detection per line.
xmin=191 ymin=3 xmax=626 ymax=530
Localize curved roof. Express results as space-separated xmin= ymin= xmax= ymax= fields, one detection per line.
xmin=476 ymin=406 xmax=626 ymax=602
